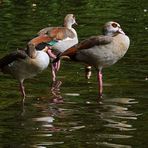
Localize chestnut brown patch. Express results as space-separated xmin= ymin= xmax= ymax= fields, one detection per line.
xmin=30 ymin=35 xmax=52 ymax=46
xmin=112 ymin=23 xmax=118 ymax=28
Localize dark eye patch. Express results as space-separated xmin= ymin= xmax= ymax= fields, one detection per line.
xmin=112 ymin=23 xmax=118 ymax=28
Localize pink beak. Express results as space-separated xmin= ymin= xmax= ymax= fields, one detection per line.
xmin=118 ymin=28 xmax=125 ymax=34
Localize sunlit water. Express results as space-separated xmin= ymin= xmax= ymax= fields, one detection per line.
xmin=0 ymin=0 xmax=148 ymax=148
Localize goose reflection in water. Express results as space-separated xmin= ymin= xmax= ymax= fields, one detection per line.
xmin=99 ymin=98 xmax=139 ymax=131
xmin=20 ymin=83 xmax=141 ymax=148
xmin=31 ymin=90 xmax=65 ymax=147
xmin=20 ymin=80 xmax=63 ymax=115
xmin=32 ymin=105 xmax=63 ymax=148
xmin=50 ymin=80 xmax=64 ymax=103
xmin=96 ymin=97 xmax=140 ymax=148
xmin=32 ymin=81 xmax=64 ymax=131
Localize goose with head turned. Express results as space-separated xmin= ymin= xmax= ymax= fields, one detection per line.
xmin=54 ymin=21 xmax=130 ymax=98
xmin=29 ymin=14 xmax=78 ymax=81
xmin=0 ymin=42 xmax=50 ymax=99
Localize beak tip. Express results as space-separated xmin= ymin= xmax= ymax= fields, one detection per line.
xmin=75 ymin=22 xmax=78 ymax=25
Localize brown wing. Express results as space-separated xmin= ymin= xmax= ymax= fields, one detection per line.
xmin=38 ymin=27 xmax=75 ymax=40
xmin=60 ymin=35 xmax=113 ymax=57
xmin=37 ymin=27 xmax=54 ymax=35
xmin=29 ymin=35 xmax=52 ymax=46
xmin=77 ymin=35 xmax=113 ymax=50
xmin=61 ymin=44 xmax=78 ymax=57
xmin=52 ymin=44 xmax=78 ymax=63
xmin=0 ymin=50 xmax=27 ymax=68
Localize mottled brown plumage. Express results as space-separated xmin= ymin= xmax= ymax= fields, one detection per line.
xmin=61 ymin=35 xmax=113 ymax=58
xmin=29 ymin=35 xmax=52 ymax=46
xmin=38 ymin=27 xmax=75 ymax=40
xmin=57 ymin=21 xmax=130 ymax=98
xmin=30 ymin=14 xmax=78 ymax=82
xmin=30 ymin=14 xmax=78 ymax=51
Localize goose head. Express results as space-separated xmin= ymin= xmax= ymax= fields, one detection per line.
xmin=27 ymin=42 xmax=37 ymax=58
xmin=102 ymin=21 xmax=125 ymax=36
xmin=64 ymin=14 xmax=77 ymax=28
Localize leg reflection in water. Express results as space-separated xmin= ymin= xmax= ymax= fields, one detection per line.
xmin=50 ymin=80 xmax=63 ymax=103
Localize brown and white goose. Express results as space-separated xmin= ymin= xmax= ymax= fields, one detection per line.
xmin=0 ymin=42 xmax=50 ymax=99
xmin=29 ymin=14 xmax=78 ymax=81
xmin=55 ymin=21 xmax=130 ymax=98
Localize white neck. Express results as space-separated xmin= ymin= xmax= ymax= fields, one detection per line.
xmin=70 ymin=28 xmax=77 ymax=37
xmin=64 ymin=22 xmax=72 ymax=29
xmin=104 ymin=31 xmax=114 ymax=36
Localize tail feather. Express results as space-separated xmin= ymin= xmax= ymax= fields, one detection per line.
xmin=52 ymin=45 xmax=78 ymax=63
xmin=0 ymin=51 xmax=27 ymax=69
xmin=61 ymin=46 xmax=77 ymax=57
xmin=35 ymin=42 xmax=49 ymax=50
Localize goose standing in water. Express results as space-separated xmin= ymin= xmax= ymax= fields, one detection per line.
xmin=0 ymin=42 xmax=50 ymax=99
xmin=54 ymin=21 xmax=130 ymax=98
xmin=30 ymin=14 xmax=78 ymax=81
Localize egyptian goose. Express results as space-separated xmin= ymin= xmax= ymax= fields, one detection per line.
xmin=29 ymin=14 xmax=78 ymax=81
xmin=55 ymin=21 xmax=130 ymax=98
xmin=0 ymin=42 xmax=50 ymax=99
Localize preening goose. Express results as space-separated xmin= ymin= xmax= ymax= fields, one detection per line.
xmin=54 ymin=21 xmax=130 ymax=98
xmin=0 ymin=42 xmax=50 ymax=99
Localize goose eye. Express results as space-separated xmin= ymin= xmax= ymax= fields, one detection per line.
xmin=112 ymin=23 xmax=118 ymax=28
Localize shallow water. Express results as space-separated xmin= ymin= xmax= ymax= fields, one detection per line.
xmin=0 ymin=0 xmax=148 ymax=148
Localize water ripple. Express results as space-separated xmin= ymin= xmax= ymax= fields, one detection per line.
xmin=99 ymin=98 xmax=139 ymax=131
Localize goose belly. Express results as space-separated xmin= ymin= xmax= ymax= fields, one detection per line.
xmin=8 ymin=51 xmax=49 ymax=80
xmin=52 ymin=37 xmax=78 ymax=53
xmin=76 ymin=45 xmax=120 ymax=68
xmin=33 ymin=51 xmax=50 ymax=70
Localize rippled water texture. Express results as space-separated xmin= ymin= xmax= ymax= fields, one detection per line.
xmin=0 ymin=0 xmax=148 ymax=148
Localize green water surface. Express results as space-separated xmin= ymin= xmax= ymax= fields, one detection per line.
xmin=0 ymin=0 xmax=148 ymax=148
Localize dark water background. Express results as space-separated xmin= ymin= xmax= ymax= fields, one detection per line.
xmin=0 ymin=0 xmax=148 ymax=147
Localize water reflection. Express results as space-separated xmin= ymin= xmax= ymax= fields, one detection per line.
xmin=29 ymin=92 xmax=140 ymax=148
xmin=31 ymin=103 xmax=63 ymax=147
xmin=100 ymin=98 xmax=138 ymax=131
xmin=0 ymin=0 xmax=147 ymax=147
xmin=7 ymin=77 xmax=140 ymax=148
xmin=95 ymin=97 xmax=139 ymax=148
xmin=50 ymin=80 xmax=64 ymax=103
xmin=97 ymin=142 xmax=132 ymax=148
xmin=0 ymin=83 xmax=141 ymax=148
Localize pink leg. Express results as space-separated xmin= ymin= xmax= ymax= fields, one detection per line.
xmin=55 ymin=60 xmax=61 ymax=72
xmin=47 ymin=48 xmax=57 ymax=59
xmin=51 ymin=64 xmax=56 ymax=82
xmin=51 ymin=60 xmax=61 ymax=81
xmin=97 ymin=70 xmax=103 ymax=98
xmin=47 ymin=47 xmax=57 ymax=81
xmin=47 ymin=47 xmax=61 ymax=82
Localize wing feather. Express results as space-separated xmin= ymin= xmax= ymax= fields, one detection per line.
xmin=0 ymin=51 xmax=27 ymax=68
xmin=77 ymin=35 xmax=113 ymax=50
xmin=56 ymin=35 xmax=113 ymax=61
xmin=37 ymin=27 xmax=75 ymax=40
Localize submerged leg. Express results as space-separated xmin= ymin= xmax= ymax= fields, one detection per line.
xmin=19 ymin=80 xmax=26 ymax=100
xmin=97 ymin=70 xmax=103 ymax=98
